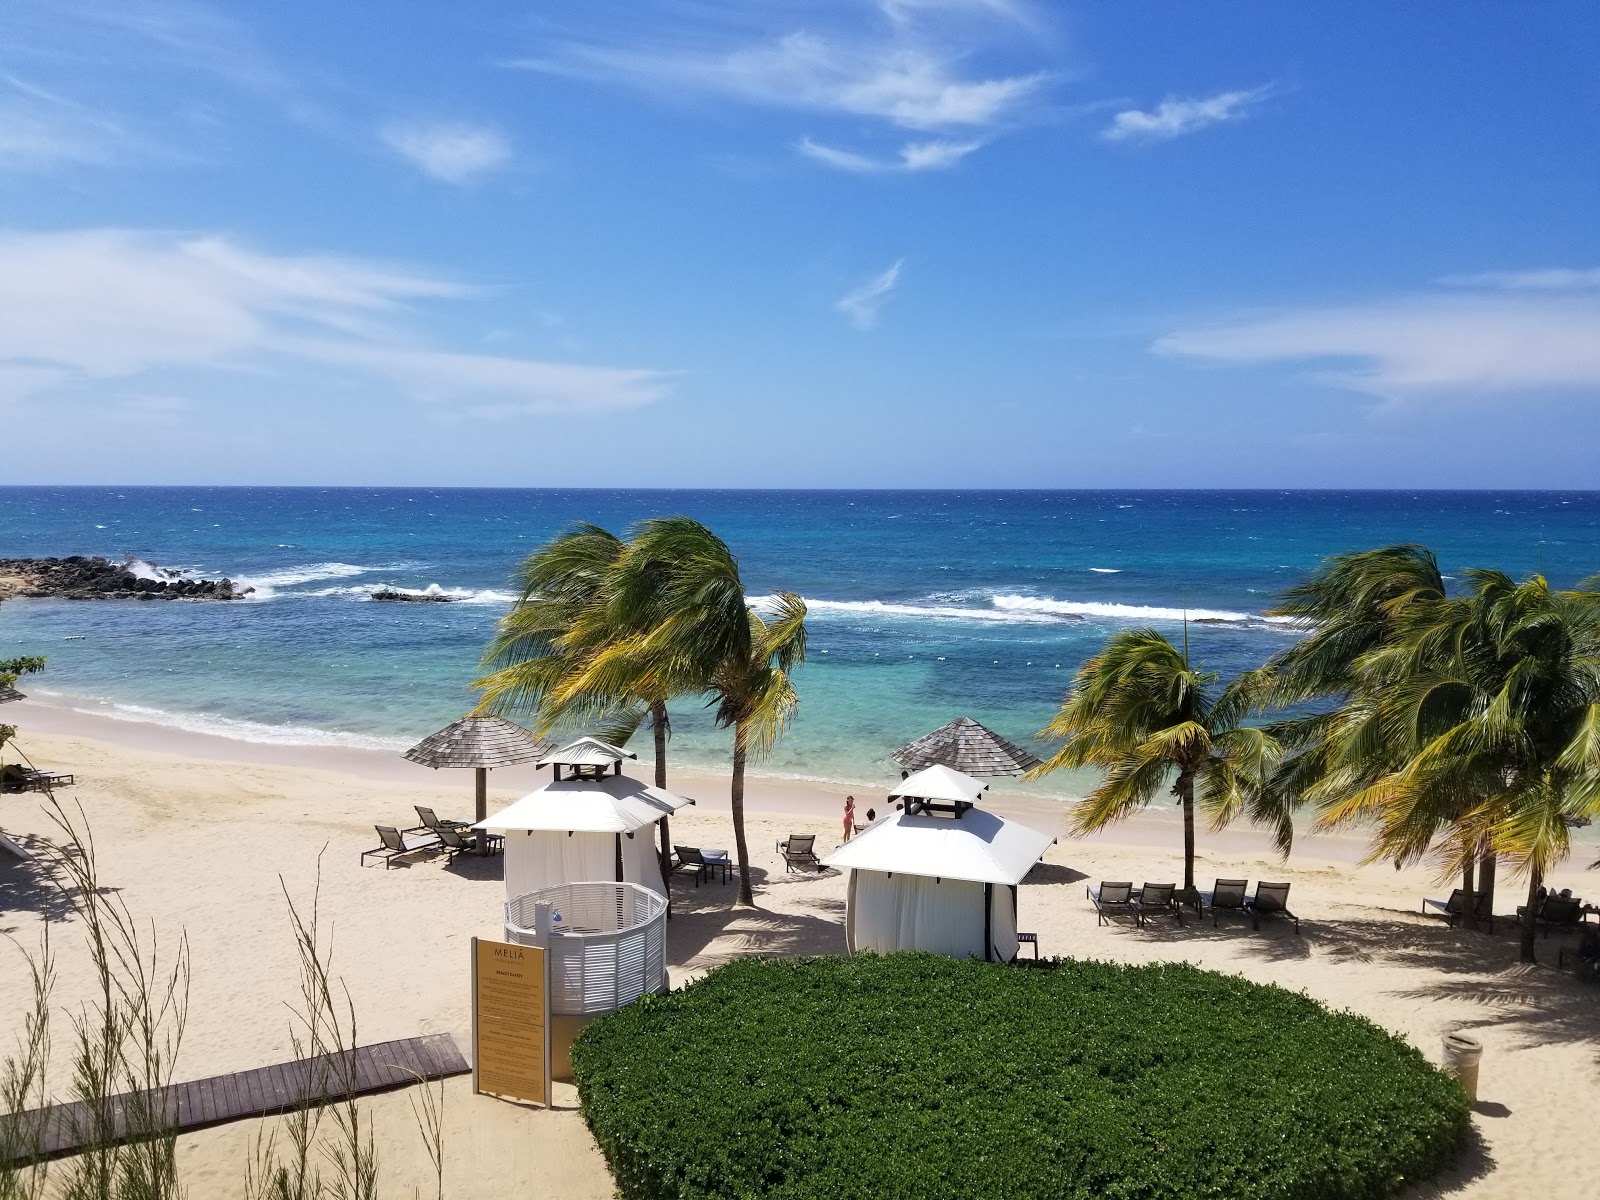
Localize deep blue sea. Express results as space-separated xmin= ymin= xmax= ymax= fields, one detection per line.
xmin=2 ymin=488 xmax=1598 ymax=797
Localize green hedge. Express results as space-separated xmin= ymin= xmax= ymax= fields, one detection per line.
xmin=571 ymin=954 xmax=1468 ymax=1200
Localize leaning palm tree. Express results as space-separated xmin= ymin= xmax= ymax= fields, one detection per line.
xmin=566 ymin=519 xmax=804 ymax=906
xmin=1028 ymin=628 xmax=1277 ymax=891
xmin=477 ymin=523 xmax=688 ymax=788
xmin=1313 ymin=570 xmax=1600 ymax=962
xmin=708 ymin=595 xmax=807 ymax=906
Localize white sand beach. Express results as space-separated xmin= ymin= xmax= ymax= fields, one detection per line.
xmin=2 ymin=707 xmax=1598 ymax=1199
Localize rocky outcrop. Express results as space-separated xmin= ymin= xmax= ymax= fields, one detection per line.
xmin=0 ymin=557 xmax=249 ymax=601
xmin=370 ymin=589 xmax=455 ymax=603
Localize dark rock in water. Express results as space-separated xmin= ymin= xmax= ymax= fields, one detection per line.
xmin=370 ymin=588 xmax=456 ymax=603
xmin=0 ymin=556 xmax=248 ymax=602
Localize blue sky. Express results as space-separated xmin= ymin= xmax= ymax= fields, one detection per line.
xmin=1 ymin=0 xmax=1597 ymax=487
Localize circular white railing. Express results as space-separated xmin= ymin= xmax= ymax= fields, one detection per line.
xmin=505 ymin=881 xmax=668 ymax=1015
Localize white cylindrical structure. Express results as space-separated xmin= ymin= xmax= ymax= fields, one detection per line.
xmin=505 ymin=881 xmax=668 ymax=1016
xmin=1442 ymin=1033 xmax=1482 ymax=1101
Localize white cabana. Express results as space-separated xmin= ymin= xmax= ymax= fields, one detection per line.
xmin=889 ymin=763 xmax=989 ymax=806
xmin=475 ymin=739 xmax=694 ymax=902
xmin=823 ymin=774 xmax=1054 ymax=962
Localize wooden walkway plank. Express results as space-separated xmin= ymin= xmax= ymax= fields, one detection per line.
xmin=1 ymin=1035 xmax=471 ymax=1166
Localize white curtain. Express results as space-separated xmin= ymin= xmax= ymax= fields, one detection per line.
xmin=988 ymin=883 xmax=1019 ymax=963
xmin=620 ymin=827 xmax=668 ymax=897
xmin=503 ymin=830 xmax=615 ymax=902
xmin=847 ymin=869 xmax=986 ymax=959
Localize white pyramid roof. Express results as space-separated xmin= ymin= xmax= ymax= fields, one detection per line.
xmin=536 ymin=736 xmax=638 ymax=769
xmin=822 ymin=806 xmax=1053 ymax=886
xmin=475 ymin=773 xmax=692 ymax=834
xmin=888 ymin=764 xmax=988 ymax=805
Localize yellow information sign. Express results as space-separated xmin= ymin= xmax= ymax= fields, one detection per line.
xmin=472 ymin=937 xmax=551 ymax=1106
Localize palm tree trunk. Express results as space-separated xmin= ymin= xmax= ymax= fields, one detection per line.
xmin=652 ymin=702 xmax=671 ymax=886
xmin=731 ymin=740 xmax=754 ymax=907
xmin=1178 ymin=771 xmax=1196 ymax=892
xmin=1477 ymin=853 xmax=1496 ymax=920
xmin=1520 ymin=868 xmax=1541 ymax=964
xmin=1460 ymin=855 xmax=1479 ymax=932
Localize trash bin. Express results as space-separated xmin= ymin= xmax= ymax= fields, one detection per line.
xmin=1442 ymin=1033 xmax=1482 ymax=1101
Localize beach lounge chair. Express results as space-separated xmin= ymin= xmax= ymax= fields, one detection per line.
xmin=777 ymin=834 xmax=822 ymax=873
xmin=1246 ymin=882 xmax=1300 ymax=933
xmin=360 ymin=825 xmax=441 ymax=869
xmin=1422 ymin=888 xmax=1496 ymax=932
xmin=0 ymin=766 xmax=74 ymax=793
xmin=672 ymin=845 xmax=711 ymax=886
xmin=1517 ymin=895 xmax=1584 ymax=937
xmin=1089 ymin=882 xmax=1135 ymax=926
xmin=408 ymin=805 xmax=468 ymax=835
xmin=436 ymin=825 xmax=500 ymax=862
xmin=1205 ymin=879 xmax=1250 ymax=927
xmin=1133 ymin=882 xmax=1182 ymax=927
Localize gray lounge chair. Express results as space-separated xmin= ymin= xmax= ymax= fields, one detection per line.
xmin=1423 ymin=888 xmax=1495 ymax=932
xmin=1205 ymin=878 xmax=1250 ymax=927
xmin=360 ymin=824 xmax=441 ymax=869
xmin=1089 ymin=882 xmax=1135 ymax=926
xmin=1517 ymin=895 xmax=1583 ymax=937
xmin=1133 ymin=882 xmax=1182 ymax=927
xmin=437 ymin=825 xmax=500 ymax=862
xmin=673 ymin=845 xmax=710 ymax=886
xmin=0 ymin=766 xmax=74 ymax=793
xmin=1246 ymin=881 xmax=1300 ymax=932
xmin=408 ymin=805 xmax=468 ymax=835
xmin=778 ymin=834 xmax=822 ymax=873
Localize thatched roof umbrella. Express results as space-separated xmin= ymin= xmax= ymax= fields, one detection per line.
xmin=892 ymin=716 xmax=1041 ymax=778
xmin=403 ymin=716 xmax=554 ymax=834
xmin=0 ymin=683 xmax=24 ymax=704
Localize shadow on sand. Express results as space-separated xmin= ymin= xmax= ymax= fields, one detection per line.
xmin=0 ymin=832 xmax=109 ymax=930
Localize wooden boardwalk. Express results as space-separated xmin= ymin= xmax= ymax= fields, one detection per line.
xmin=2 ymin=1033 xmax=469 ymax=1163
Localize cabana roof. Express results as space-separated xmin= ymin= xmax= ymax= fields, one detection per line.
xmin=822 ymin=806 xmax=1053 ymax=886
xmin=475 ymin=774 xmax=693 ymax=835
xmin=403 ymin=715 xmax=553 ymax=769
xmin=889 ymin=764 xmax=988 ymax=805
xmin=0 ymin=683 xmax=25 ymax=704
xmin=537 ymin=736 xmax=637 ymax=769
xmin=892 ymin=716 xmax=1041 ymax=777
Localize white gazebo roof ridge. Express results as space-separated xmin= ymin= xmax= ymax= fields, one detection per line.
xmin=821 ymin=806 xmax=1054 ymax=886
xmin=889 ymin=764 xmax=988 ymax=805
xmin=474 ymin=773 xmax=694 ymax=835
xmin=537 ymin=736 xmax=638 ymax=769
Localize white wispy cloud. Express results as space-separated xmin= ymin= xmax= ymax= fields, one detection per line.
xmin=0 ymin=229 xmax=668 ymax=415
xmin=1103 ymin=85 xmax=1272 ymax=143
xmin=1154 ymin=279 xmax=1600 ymax=401
xmin=798 ymin=135 xmax=980 ymax=173
xmin=836 ymin=260 xmax=905 ymax=330
xmin=380 ymin=121 xmax=512 ymax=184
xmin=1441 ymin=267 xmax=1600 ymax=291
xmin=520 ymin=32 xmax=1046 ymax=133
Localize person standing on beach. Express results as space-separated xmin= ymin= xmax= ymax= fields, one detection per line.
xmin=843 ymin=795 xmax=856 ymax=840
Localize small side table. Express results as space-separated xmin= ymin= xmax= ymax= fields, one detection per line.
xmin=701 ymin=848 xmax=732 ymax=884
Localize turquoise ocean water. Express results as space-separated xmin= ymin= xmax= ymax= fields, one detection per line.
xmin=2 ymin=488 xmax=1597 ymax=797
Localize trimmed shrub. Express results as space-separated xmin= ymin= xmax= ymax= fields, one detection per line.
xmin=572 ymin=954 xmax=1468 ymax=1200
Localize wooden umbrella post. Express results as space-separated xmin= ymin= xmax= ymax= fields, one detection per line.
xmin=476 ymin=766 xmax=489 ymax=854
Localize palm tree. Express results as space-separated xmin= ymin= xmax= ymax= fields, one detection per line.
xmin=708 ymin=594 xmax=807 ymax=906
xmin=569 ymin=518 xmax=805 ymax=907
xmin=1311 ymin=570 xmax=1600 ymax=962
xmin=475 ymin=523 xmax=690 ymax=876
xmin=1247 ymin=546 xmax=1503 ymax=919
xmin=1028 ymin=628 xmax=1277 ymax=891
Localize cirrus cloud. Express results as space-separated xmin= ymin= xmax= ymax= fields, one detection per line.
xmin=380 ymin=120 xmax=512 ymax=184
xmin=1155 ymin=273 xmax=1600 ymax=402
xmin=1103 ymin=85 xmax=1273 ymax=143
xmin=0 ymin=228 xmax=669 ymax=415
